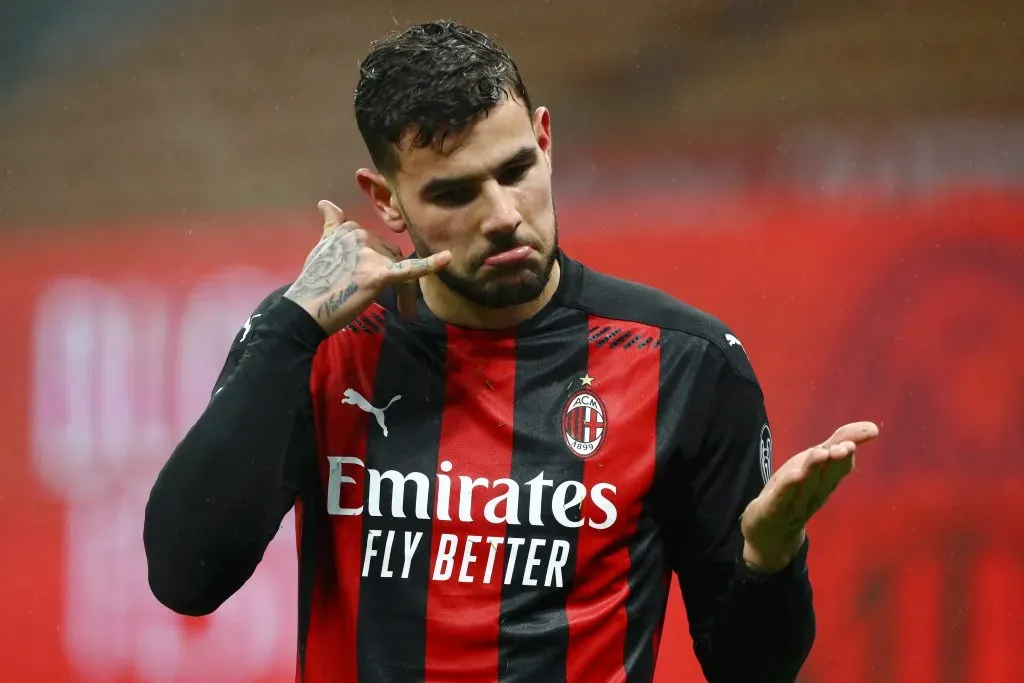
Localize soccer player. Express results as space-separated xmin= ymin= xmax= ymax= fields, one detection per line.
xmin=144 ymin=20 xmax=878 ymax=683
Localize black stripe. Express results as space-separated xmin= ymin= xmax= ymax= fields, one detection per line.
xmin=295 ymin=497 xmax=319 ymax=682
xmin=356 ymin=321 xmax=447 ymax=683
xmin=622 ymin=512 xmax=668 ymax=682
xmin=498 ymin=307 xmax=590 ymax=683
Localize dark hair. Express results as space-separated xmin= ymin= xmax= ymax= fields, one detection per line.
xmin=354 ymin=20 xmax=532 ymax=177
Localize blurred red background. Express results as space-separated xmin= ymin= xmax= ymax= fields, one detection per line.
xmin=1 ymin=189 xmax=1020 ymax=682
xmin=2 ymin=0 xmax=1023 ymax=679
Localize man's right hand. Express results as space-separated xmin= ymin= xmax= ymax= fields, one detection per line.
xmin=283 ymin=200 xmax=451 ymax=334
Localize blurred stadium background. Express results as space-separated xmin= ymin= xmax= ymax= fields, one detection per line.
xmin=1 ymin=1 xmax=1021 ymax=681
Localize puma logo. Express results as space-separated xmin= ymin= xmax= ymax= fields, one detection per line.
xmin=240 ymin=314 xmax=262 ymax=342
xmin=342 ymin=388 xmax=402 ymax=437
xmin=725 ymin=333 xmax=743 ymax=348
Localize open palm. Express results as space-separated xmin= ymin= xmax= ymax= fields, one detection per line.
xmin=741 ymin=422 xmax=880 ymax=571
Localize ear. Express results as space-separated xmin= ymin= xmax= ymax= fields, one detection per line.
xmin=533 ymin=106 xmax=552 ymax=166
xmin=356 ymin=168 xmax=407 ymax=234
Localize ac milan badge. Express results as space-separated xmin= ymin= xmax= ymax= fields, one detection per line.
xmin=562 ymin=390 xmax=607 ymax=459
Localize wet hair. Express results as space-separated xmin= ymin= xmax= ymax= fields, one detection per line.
xmin=354 ymin=20 xmax=533 ymax=176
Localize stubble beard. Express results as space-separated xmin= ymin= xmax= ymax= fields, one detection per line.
xmin=406 ymin=212 xmax=559 ymax=310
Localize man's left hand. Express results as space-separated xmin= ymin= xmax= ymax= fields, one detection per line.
xmin=740 ymin=421 xmax=880 ymax=573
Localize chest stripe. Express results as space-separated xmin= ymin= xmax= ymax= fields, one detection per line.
xmin=425 ymin=327 xmax=518 ymax=681
xmin=306 ymin=306 xmax=389 ymax=682
xmin=565 ymin=316 xmax=661 ymax=682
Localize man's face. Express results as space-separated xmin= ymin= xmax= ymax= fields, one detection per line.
xmin=387 ymin=98 xmax=557 ymax=309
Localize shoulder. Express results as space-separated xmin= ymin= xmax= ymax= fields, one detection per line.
xmin=210 ymin=284 xmax=293 ymax=395
xmin=567 ymin=258 xmax=758 ymax=386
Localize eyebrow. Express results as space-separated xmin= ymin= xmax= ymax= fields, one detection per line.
xmin=420 ymin=146 xmax=538 ymax=199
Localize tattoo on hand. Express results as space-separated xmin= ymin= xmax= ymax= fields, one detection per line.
xmin=388 ymin=257 xmax=429 ymax=271
xmin=285 ymin=232 xmax=360 ymax=302
xmin=315 ymin=282 xmax=359 ymax=320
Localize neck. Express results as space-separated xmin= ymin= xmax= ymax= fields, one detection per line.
xmin=420 ymin=261 xmax=561 ymax=330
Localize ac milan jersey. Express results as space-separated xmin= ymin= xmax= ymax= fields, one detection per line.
xmin=144 ymin=251 xmax=815 ymax=683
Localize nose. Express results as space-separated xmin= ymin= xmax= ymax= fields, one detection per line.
xmin=478 ymin=180 xmax=522 ymax=237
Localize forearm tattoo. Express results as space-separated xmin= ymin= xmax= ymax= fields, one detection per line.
xmin=284 ymin=233 xmax=360 ymax=303
xmin=315 ymin=282 xmax=359 ymax=321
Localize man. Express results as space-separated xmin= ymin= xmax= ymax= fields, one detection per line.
xmin=144 ymin=20 xmax=878 ymax=683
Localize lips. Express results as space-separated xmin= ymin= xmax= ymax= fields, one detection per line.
xmin=482 ymin=245 xmax=534 ymax=267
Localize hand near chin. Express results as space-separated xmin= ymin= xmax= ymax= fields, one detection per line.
xmin=285 ymin=200 xmax=452 ymax=333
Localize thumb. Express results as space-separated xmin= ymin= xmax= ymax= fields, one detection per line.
xmin=318 ymin=200 xmax=345 ymax=236
xmin=821 ymin=421 xmax=880 ymax=448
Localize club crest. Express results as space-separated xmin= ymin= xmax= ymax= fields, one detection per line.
xmin=562 ymin=391 xmax=607 ymax=459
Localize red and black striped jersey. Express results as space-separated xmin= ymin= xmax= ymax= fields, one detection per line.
xmin=144 ymin=251 xmax=814 ymax=683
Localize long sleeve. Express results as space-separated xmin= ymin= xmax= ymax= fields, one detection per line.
xmin=143 ymin=288 xmax=327 ymax=617
xmin=661 ymin=356 xmax=815 ymax=683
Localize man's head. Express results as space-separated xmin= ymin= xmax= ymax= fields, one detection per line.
xmin=354 ymin=20 xmax=557 ymax=311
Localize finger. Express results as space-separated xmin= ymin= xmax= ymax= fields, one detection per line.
xmin=772 ymin=450 xmax=823 ymax=508
xmin=825 ymin=440 xmax=856 ymax=462
xmin=820 ymin=421 xmax=879 ymax=448
xmin=807 ymin=442 xmax=855 ymax=486
xmin=795 ymin=460 xmax=829 ymax=519
xmin=362 ymin=232 xmax=403 ymax=261
xmin=383 ymin=251 xmax=453 ymax=282
xmin=805 ymin=460 xmax=849 ymax=518
xmin=774 ymin=446 xmax=827 ymax=507
xmin=820 ymin=456 xmax=853 ymax=495
xmin=774 ymin=475 xmax=805 ymax=513
xmin=828 ymin=440 xmax=857 ymax=463
xmin=800 ymin=445 xmax=860 ymax=520
xmin=804 ymin=446 xmax=834 ymax=473
xmin=318 ymin=200 xmax=346 ymax=235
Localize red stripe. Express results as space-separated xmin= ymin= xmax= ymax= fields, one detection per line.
xmin=424 ymin=328 xmax=517 ymax=683
xmin=652 ymin=567 xmax=673 ymax=661
xmin=565 ymin=318 xmax=661 ymax=683
xmin=305 ymin=309 xmax=388 ymax=683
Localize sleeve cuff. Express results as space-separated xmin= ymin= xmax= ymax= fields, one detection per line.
xmin=735 ymin=536 xmax=810 ymax=584
xmin=266 ymin=295 xmax=330 ymax=349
